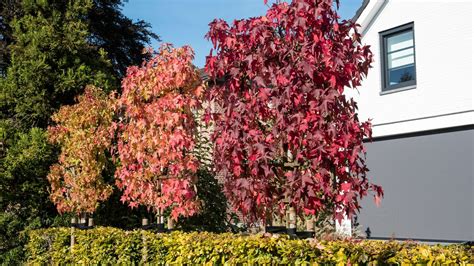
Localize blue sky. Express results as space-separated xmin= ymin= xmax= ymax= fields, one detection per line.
xmin=123 ymin=0 xmax=363 ymax=67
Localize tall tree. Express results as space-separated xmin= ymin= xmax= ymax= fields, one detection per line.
xmin=205 ymin=0 xmax=383 ymax=224
xmin=88 ymin=0 xmax=159 ymax=78
xmin=0 ymin=2 xmax=113 ymax=260
xmin=47 ymin=86 xmax=115 ymax=214
xmin=0 ymin=0 xmax=113 ymax=129
xmin=114 ymin=44 xmax=203 ymax=221
xmin=0 ymin=0 xmax=157 ymax=262
xmin=0 ymin=0 xmax=158 ymax=79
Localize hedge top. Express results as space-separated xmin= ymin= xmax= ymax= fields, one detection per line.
xmin=27 ymin=227 xmax=473 ymax=265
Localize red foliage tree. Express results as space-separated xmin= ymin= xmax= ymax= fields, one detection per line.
xmin=114 ymin=44 xmax=203 ymax=220
xmin=205 ymin=0 xmax=383 ymax=223
xmin=47 ymin=86 xmax=114 ymax=214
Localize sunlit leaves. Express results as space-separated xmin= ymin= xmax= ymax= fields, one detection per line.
xmin=114 ymin=44 xmax=203 ymax=220
xmin=205 ymin=0 xmax=382 ymax=223
xmin=47 ymin=86 xmax=115 ymax=214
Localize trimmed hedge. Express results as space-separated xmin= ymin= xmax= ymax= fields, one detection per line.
xmin=26 ymin=227 xmax=473 ymax=265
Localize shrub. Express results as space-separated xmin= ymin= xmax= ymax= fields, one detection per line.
xmin=26 ymin=227 xmax=473 ymax=265
xmin=177 ymin=169 xmax=229 ymax=233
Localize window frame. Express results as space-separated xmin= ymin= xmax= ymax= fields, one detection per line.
xmin=379 ymin=22 xmax=417 ymax=93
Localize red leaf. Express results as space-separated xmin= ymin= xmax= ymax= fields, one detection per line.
xmin=374 ymin=195 xmax=382 ymax=207
xmin=233 ymin=165 xmax=242 ymax=177
xmin=329 ymin=75 xmax=337 ymax=88
xmin=249 ymin=153 xmax=258 ymax=162
xmin=341 ymin=182 xmax=351 ymax=192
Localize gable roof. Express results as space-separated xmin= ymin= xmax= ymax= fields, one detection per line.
xmin=352 ymin=0 xmax=371 ymax=22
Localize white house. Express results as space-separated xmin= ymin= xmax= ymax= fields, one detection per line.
xmin=348 ymin=0 xmax=473 ymax=242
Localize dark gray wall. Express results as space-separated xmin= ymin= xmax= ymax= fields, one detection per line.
xmin=358 ymin=128 xmax=473 ymax=241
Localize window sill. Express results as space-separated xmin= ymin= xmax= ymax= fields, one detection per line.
xmin=380 ymin=85 xmax=416 ymax=95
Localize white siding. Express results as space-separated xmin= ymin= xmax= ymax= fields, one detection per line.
xmin=347 ymin=0 xmax=473 ymax=137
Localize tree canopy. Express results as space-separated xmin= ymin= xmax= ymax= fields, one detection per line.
xmin=0 ymin=0 xmax=158 ymax=79
xmin=205 ymin=0 xmax=383 ymax=223
xmin=114 ymin=44 xmax=203 ymax=220
xmin=0 ymin=0 xmax=114 ymax=129
xmin=47 ymin=86 xmax=115 ymax=214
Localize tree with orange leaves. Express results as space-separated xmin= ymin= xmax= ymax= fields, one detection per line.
xmin=114 ymin=44 xmax=203 ymax=221
xmin=47 ymin=86 xmax=115 ymax=214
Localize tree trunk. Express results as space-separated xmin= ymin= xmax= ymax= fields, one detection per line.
xmin=167 ymin=217 xmax=174 ymax=230
xmin=306 ymin=217 xmax=315 ymax=232
xmin=88 ymin=217 xmax=94 ymax=227
xmin=70 ymin=217 xmax=77 ymax=249
xmin=288 ymin=207 xmax=296 ymax=229
xmin=80 ymin=213 xmax=87 ymax=226
xmin=141 ymin=228 xmax=148 ymax=263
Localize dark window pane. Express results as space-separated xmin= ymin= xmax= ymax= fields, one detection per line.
xmin=388 ymin=64 xmax=415 ymax=86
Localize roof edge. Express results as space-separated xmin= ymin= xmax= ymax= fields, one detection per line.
xmin=351 ymin=0 xmax=387 ymax=35
xmin=351 ymin=0 xmax=371 ymax=23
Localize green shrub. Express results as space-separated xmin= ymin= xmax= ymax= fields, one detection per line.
xmin=26 ymin=227 xmax=473 ymax=265
xmin=176 ymin=169 xmax=229 ymax=233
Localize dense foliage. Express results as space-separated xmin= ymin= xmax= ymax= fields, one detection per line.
xmin=114 ymin=44 xmax=203 ymax=220
xmin=0 ymin=0 xmax=158 ymax=262
xmin=0 ymin=0 xmax=158 ymax=79
xmin=0 ymin=0 xmax=113 ymax=129
xmin=0 ymin=1 xmax=112 ymax=261
xmin=47 ymin=86 xmax=115 ymax=214
xmin=0 ymin=0 xmax=21 ymax=72
xmin=26 ymin=227 xmax=473 ymax=264
xmin=205 ymin=0 xmax=382 ymax=223
xmin=1 ymin=0 xmax=396 ymax=263
xmin=0 ymin=127 xmax=61 ymax=263
xmin=177 ymin=169 xmax=228 ymax=232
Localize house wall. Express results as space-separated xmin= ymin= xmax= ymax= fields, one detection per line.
xmin=346 ymin=0 xmax=473 ymax=138
xmin=358 ymin=128 xmax=474 ymax=242
xmin=348 ymin=0 xmax=473 ymax=242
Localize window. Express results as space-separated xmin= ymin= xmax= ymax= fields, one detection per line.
xmin=380 ymin=23 xmax=416 ymax=92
